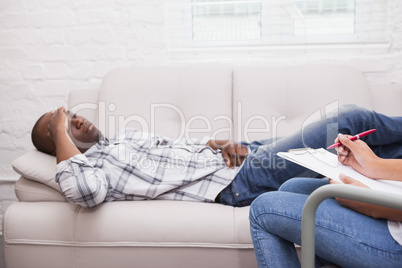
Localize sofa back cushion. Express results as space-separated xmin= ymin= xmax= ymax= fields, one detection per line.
xmin=68 ymin=89 xmax=99 ymax=124
xmin=233 ymin=65 xmax=374 ymax=142
xmin=96 ymin=64 xmax=233 ymax=140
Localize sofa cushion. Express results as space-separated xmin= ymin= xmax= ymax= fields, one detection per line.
xmin=14 ymin=177 xmax=66 ymax=202
xmin=68 ymin=89 xmax=99 ymax=124
xmin=96 ymin=64 xmax=233 ymax=140
xmin=232 ymin=65 xmax=374 ymax=141
xmin=369 ymin=84 xmax=402 ymax=116
xmin=4 ymin=201 xmax=257 ymax=268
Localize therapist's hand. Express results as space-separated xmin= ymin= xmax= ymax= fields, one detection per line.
xmin=330 ymin=175 xmax=374 ymax=218
xmin=335 ymin=134 xmax=381 ymax=179
xmin=330 ymin=174 xmax=402 ymax=221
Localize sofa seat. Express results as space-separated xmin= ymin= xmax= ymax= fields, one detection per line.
xmin=4 ymin=200 xmax=254 ymax=268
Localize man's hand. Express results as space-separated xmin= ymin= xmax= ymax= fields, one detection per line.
xmin=330 ymin=174 xmax=402 ymax=221
xmin=47 ymin=106 xmax=69 ymax=142
xmin=206 ymin=140 xmax=248 ymax=169
xmin=47 ymin=106 xmax=81 ymax=163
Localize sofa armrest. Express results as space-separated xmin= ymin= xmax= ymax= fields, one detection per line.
xmin=301 ymin=184 xmax=402 ymax=268
xmin=369 ymin=84 xmax=402 ymax=116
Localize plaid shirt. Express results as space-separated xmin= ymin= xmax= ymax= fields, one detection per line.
xmin=56 ymin=128 xmax=239 ymax=208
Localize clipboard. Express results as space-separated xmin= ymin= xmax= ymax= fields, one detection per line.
xmin=277 ymin=148 xmax=402 ymax=196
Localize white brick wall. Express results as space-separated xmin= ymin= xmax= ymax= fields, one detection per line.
xmin=0 ymin=0 xmax=401 ymax=233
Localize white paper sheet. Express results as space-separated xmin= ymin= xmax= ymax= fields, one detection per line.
xmin=278 ymin=148 xmax=402 ymax=196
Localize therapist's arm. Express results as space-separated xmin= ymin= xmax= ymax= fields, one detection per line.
xmin=336 ymin=134 xmax=402 ymax=181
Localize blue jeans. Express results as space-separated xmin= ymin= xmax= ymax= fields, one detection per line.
xmin=220 ymin=105 xmax=402 ymax=206
xmin=249 ymin=178 xmax=402 ymax=268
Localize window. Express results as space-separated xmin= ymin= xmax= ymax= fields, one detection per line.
xmin=168 ymin=0 xmax=390 ymax=52
xmin=293 ymin=0 xmax=356 ymax=35
xmin=192 ymin=0 xmax=262 ymax=42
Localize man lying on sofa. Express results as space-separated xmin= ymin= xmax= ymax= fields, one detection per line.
xmin=31 ymin=105 xmax=402 ymax=208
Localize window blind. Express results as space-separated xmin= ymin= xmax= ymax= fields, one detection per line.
xmin=167 ymin=0 xmax=390 ymax=49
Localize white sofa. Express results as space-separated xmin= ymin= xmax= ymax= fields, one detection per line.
xmin=5 ymin=64 xmax=402 ymax=268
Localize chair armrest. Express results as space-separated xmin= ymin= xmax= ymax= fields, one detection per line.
xmin=301 ymin=184 xmax=402 ymax=268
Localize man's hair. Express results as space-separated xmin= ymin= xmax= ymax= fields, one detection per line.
xmin=31 ymin=113 xmax=53 ymax=155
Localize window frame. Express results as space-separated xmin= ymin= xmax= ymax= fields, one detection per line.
xmin=167 ymin=0 xmax=391 ymax=59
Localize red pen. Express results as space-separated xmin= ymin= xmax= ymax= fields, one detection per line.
xmin=327 ymin=129 xmax=376 ymax=149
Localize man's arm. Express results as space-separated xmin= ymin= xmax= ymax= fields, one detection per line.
xmin=206 ymin=140 xmax=248 ymax=169
xmin=48 ymin=107 xmax=81 ymax=163
xmin=49 ymin=107 xmax=107 ymax=208
xmin=56 ymin=155 xmax=108 ymax=208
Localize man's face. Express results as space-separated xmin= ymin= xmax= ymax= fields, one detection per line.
xmin=65 ymin=111 xmax=101 ymax=150
xmin=39 ymin=110 xmax=101 ymax=154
